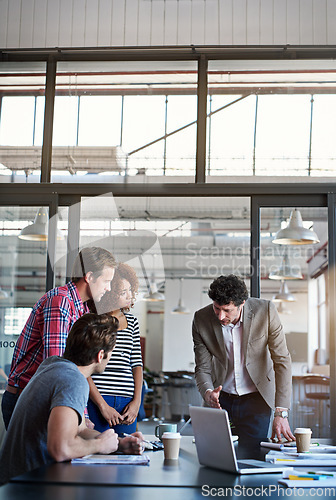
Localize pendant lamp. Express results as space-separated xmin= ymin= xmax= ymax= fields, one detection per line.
xmin=272 ymin=209 xmax=319 ymax=245
xmin=19 ymin=207 xmax=63 ymax=241
xmin=171 ymin=278 xmax=190 ymax=314
xmin=277 ymin=302 xmax=292 ymax=315
xmin=268 ymin=252 xmax=303 ymax=280
xmin=272 ymin=281 xmax=296 ymax=302
xmin=142 ymin=282 xmax=165 ymax=302
xmin=0 ymin=286 xmax=8 ymax=299
xmin=142 ymin=253 xmax=165 ymax=302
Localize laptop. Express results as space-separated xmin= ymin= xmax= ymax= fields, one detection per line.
xmin=189 ymin=406 xmax=292 ymax=475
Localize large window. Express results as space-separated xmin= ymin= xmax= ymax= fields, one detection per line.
xmin=206 ymin=59 xmax=336 ymax=181
xmin=0 ymin=63 xmax=46 ymax=182
xmin=51 ymin=61 xmax=198 ymax=181
xmin=1 ymin=57 xmax=336 ymax=182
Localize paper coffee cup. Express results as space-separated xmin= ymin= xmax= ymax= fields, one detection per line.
xmin=162 ymin=432 xmax=181 ymax=460
xmin=294 ymin=427 xmax=312 ymax=453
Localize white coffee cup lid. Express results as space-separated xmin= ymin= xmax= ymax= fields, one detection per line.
xmin=162 ymin=432 xmax=181 ymax=439
xmin=294 ymin=428 xmax=312 ymax=434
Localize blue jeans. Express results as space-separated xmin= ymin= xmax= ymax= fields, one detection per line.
xmin=1 ymin=390 xmax=20 ymax=430
xmin=87 ymin=395 xmax=137 ymax=435
xmin=219 ymin=391 xmax=271 ymax=449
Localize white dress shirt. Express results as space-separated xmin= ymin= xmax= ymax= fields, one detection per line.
xmin=221 ymin=316 xmax=257 ymax=395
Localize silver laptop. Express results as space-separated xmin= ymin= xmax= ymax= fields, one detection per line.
xmin=189 ymin=406 xmax=292 ymax=475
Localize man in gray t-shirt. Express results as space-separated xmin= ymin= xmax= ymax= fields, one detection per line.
xmin=0 ymin=313 xmax=144 ymax=485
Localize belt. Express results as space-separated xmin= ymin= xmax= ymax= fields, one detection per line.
xmin=6 ymin=384 xmax=23 ymax=396
xmin=220 ymin=390 xmax=259 ymax=400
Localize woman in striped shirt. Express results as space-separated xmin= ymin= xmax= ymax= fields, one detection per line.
xmin=87 ymin=263 xmax=143 ymax=434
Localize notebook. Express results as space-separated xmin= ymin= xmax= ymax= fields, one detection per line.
xmin=189 ymin=406 xmax=293 ymax=475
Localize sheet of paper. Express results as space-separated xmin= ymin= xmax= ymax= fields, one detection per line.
xmin=279 ymin=478 xmax=336 ymax=488
xmin=266 ymin=450 xmax=336 ymax=466
xmin=71 ymin=454 xmax=150 ymax=465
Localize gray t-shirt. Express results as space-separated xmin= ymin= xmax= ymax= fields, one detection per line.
xmin=0 ymin=356 xmax=89 ymax=484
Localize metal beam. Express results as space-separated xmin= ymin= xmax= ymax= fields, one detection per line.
xmin=46 ymin=194 xmax=58 ymax=291
xmin=0 ymin=183 xmax=331 ymax=201
xmin=195 ymin=56 xmax=208 ymax=183
xmin=40 ymin=59 xmax=56 ymax=183
xmin=250 ymin=197 xmax=260 ymax=297
xmin=66 ymin=197 xmax=81 ymax=282
xmin=2 ymin=45 xmax=336 ymax=62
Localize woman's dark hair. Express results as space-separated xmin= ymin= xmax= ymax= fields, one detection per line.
xmin=63 ymin=313 xmax=119 ymax=365
xmin=98 ymin=262 xmax=139 ymax=314
xmin=208 ymin=274 xmax=248 ymax=306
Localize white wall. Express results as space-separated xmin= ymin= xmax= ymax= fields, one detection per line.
xmin=0 ymin=0 xmax=335 ymax=49
xmin=162 ymin=278 xmax=206 ymax=372
xmin=143 ymin=301 xmax=164 ymax=372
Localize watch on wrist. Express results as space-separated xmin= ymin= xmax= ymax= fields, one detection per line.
xmin=274 ymin=410 xmax=288 ymax=418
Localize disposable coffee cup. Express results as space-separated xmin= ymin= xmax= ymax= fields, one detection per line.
xmin=294 ymin=427 xmax=312 ymax=453
xmin=162 ymin=432 xmax=181 ymax=460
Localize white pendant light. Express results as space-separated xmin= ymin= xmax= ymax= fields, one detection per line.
xmin=277 ymin=302 xmax=292 ymax=315
xmin=0 ymin=286 xmax=8 ymax=299
xmin=268 ymin=252 xmax=303 ymax=280
xmin=142 ymin=282 xmax=165 ymax=302
xmin=142 ymin=253 xmax=165 ymax=302
xmin=171 ymin=278 xmax=190 ymax=314
xmin=19 ymin=207 xmax=63 ymax=241
xmin=272 ymin=281 xmax=296 ymax=302
xmin=272 ymin=209 xmax=320 ymax=245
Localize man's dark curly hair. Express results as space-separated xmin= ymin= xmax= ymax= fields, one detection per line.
xmin=208 ymin=275 xmax=249 ymax=306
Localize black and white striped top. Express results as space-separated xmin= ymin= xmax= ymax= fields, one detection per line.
xmin=91 ymin=313 xmax=143 ymax=398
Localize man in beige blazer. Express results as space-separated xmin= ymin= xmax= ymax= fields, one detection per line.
xmin=192 ymin=274 xmax=294 ymax=446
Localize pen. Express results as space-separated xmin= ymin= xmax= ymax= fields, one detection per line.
xmin=120 ymin=432 xmax=152 ymax=445
xmin=288 ymin=475 xmax=316 ymax=481
xmin=307 ymin=471 xmax=334 ymax=477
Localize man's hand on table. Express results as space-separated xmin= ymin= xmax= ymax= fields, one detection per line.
xmin=118 ymin=431 xmax=145 ymax=455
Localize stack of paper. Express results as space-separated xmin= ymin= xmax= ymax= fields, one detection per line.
xmin=261 ymin=442 xmax=336 ymax=452
xmin=266 ymin=450 xmax=336 ymax=466
xmin=71 ymin=454 xmax=150 ymax=465
xmin=279 ymin=469 xmax=336 ymax=488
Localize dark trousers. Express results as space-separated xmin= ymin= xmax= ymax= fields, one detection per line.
xmin=1 ymin=390 xmax=20 ymax=430
xmin=219 ymin=390 xmax=271 ymax=454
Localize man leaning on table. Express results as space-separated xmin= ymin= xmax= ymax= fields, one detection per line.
xmin=0 ymin=313 xmax=144 ymax=485
xmin=1 ymin=246 xmax=116 ymax=430
xmin=192 ymin=274 xmax=295 ymax=447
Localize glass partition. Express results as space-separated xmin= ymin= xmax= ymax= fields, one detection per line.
xmin=77 ymin=194 xmax=250 ymax=383
xmin=0 ymin=206 xmax=48 ymax=389
xmin=260 ymin=206 xmax=329 ymax=437
xmin=0 ymin=205 xmax=67 ymax=392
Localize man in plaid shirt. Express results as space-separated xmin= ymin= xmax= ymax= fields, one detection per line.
xmin=1 ymin=246 xmax=116 ymax=429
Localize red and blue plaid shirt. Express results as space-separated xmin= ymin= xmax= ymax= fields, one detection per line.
xmin=8 ymin=282 xmax=89 ymax=390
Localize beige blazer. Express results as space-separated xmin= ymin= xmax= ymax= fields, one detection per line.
xmin=192 ymin=297 xmax=292 ymax=409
